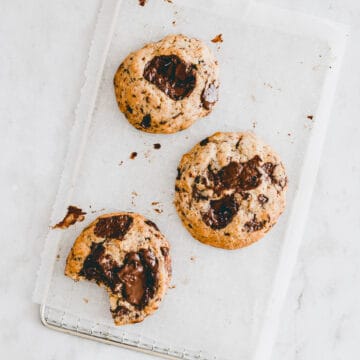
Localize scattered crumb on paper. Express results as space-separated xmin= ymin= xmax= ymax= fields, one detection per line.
xmin=211 ymin=34 xmax=223 ymax=43
xmin=83 ymin=298 xmax=89 ymax=304
xmin=307 ymin=115 xmax=314 ymax=120
xmin=130 ymin=151 xmax=138 ymax=159
xmin=52 ymin=206 xmax=86 ymax=229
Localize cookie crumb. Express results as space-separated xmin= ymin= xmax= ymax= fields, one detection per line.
xmin=164 ymin=0 xmax=173 ymax=3
xmin=252 ymin=121 xmax=257 ymax=129
xmin=138 ymin=0 xmax=147 ymax=6
xmin=83 ymin=298 xmax=89 ymax=304
xmin=154 ymin=208 xmax=163 ymax=214
xmin=211 ymin=34 xmax=223 ymax=43
xmin=307 ymin=115 xmax=313 ymax=120
xmin=56 ymin=254 xmax=60 ymax=261
xmin=172 ymin=20 xmax=176 ymax=26
xmin=91 ymin=208 xmax=106 ymax=214
xmin=153 ymin=143 xmax=161 ymax=149
xmin=288 ymin=133 xmax=291 ymax=136
xmin=190 ymin=256 xmax=196 ymax=262
xmin=118 ymin=160 xmax=124 ymax=166
xmin=169 ymin=284 xmax=176 ymax=289
xmin=151 ymin=201 xmax=160 ymax=206
xmin=250 ymin=94 xmax=256 ymax=102
xmin=130 ymin=152 xmax=138 ymax=159
xmin=52 ymin=206 xmax=86 ymax=229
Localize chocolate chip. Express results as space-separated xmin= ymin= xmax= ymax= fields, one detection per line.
xmin=262 ymin=162 xmax=277 ymax=184
xmin=126 ymin=104 xmax=133 ymax=114
xmin=202 ymin=195 xmax=239 ymax=229
xmin=94 ymin=215 xmax=133 ymax=239
xmin=199 ymin=137 xmax=209 ymax=146
xmin=138 ymin=0 xmax=147 ymax=6
xmin=141 ymin=114 xmax=151 ymax=128
xmin=201 ymin=82 xmax=218 ymax=110
xmin=145 ymin=219 xmax=159 ymax=231
xmin=153 ymin=143 xmax=161 ymax=149
xmin=192 ymin=185 xmax=209 ymax=201
xmin=130 ymin=152 xmax=137 ymax=159
xmin=143 ymin=55 xmax=196 ymax=101
xmin=176 ymin=167 xmax=182 ymax=180
xmin=258 ymin=194 xmax=269 ymax=205
xmin=244 ymin=216 xmax=266 ymax=232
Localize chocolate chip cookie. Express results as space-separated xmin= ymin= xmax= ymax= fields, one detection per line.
xmin=65 ymin=212 xmax=171 ymax=325
xmin=114 ymin=34 xmax=219 ymax=134
xmin=174 ymin=132 xmax=288 ymax=249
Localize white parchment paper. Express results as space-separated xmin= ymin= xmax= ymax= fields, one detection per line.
xmin=34 ymin=1 xmax=348 ymax=359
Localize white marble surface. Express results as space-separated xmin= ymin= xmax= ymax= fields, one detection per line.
xmin=0 ymin=1 xmax=359 ymax=359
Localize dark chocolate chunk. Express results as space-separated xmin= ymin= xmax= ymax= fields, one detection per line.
xmin=202 ymin=195 xmax=239 ymax=229
xmin=141 ymin=114 xmax=151 ymax=128
xmin=153 ymin=143 xmax=161 ymax=149
xmin=199 ymin=137 xmax=209 ymax=146
xmin=207 ymin=156 xmax=262 ymax=194
xmin=160 ymin=247 xmax=169 ymax=257
xmin=143 ymin=55 xmax=196 ymax=101
xmin=130 ymin=152 xmax=137 ymax=160
xmin=176 ymin=167 xmax=182 ymax=180
xmin=94 ymin=215 xmax=133 ymax=239
xmin=244 ymin=216 xmax=266 ymax=232
xmin=145 ymin=219 xmax=159 ymax=231
xmin=258 ymin=194 xmax=269 ymax=205
xmin=80 ymin=242 xmax=119 ymax=290
xmin=238 ymin=156 xmax=262 ymax=190
xmin=201 ymin=82 xmax=218 ymax=110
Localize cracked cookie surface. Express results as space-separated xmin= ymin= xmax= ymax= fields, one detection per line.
xmin=114 ymin=34 xmax=219 ymax=134
xmin=65 ymin=212 xmax=171 ymax=325
xmin=174 ymin=132 xmax=288 ymax=249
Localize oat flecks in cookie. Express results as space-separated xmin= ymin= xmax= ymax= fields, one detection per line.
xmin=64 ymin=212 xmax=171 ymax=325
xmin=114 ymin=34 xmax=219 ymax=134
xmin=174 ymin=132 xmax=288 ymax=250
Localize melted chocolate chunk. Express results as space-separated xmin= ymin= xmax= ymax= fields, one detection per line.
xmin=145 ymin=219 xmax=159 ymax=231
xmin=244 ymin=216 xmax=266 ymax=232
xmin=201 ymin=82 xmax=218 ymax=110
xmin=143 ymin=55 xmax=196 ymax=101
xmin=238 ymin=156 xmax=262 ymax=190
xmin=199 ymin=137 xmax=209 ymax=146
xmin=202 ymin=195 xmax=239 ymax=229
xmin=117 ymin=249 xmax=158 ymax=308
xmin=80 ymin=242 xmax=119 ymax=290
xmin=141 ymin=114 xmax=151 ymax=128
xmin=94 ymin=215 xmax=133 ymax=239
xmin=258 ymin=194 xmax=269 ymax=205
